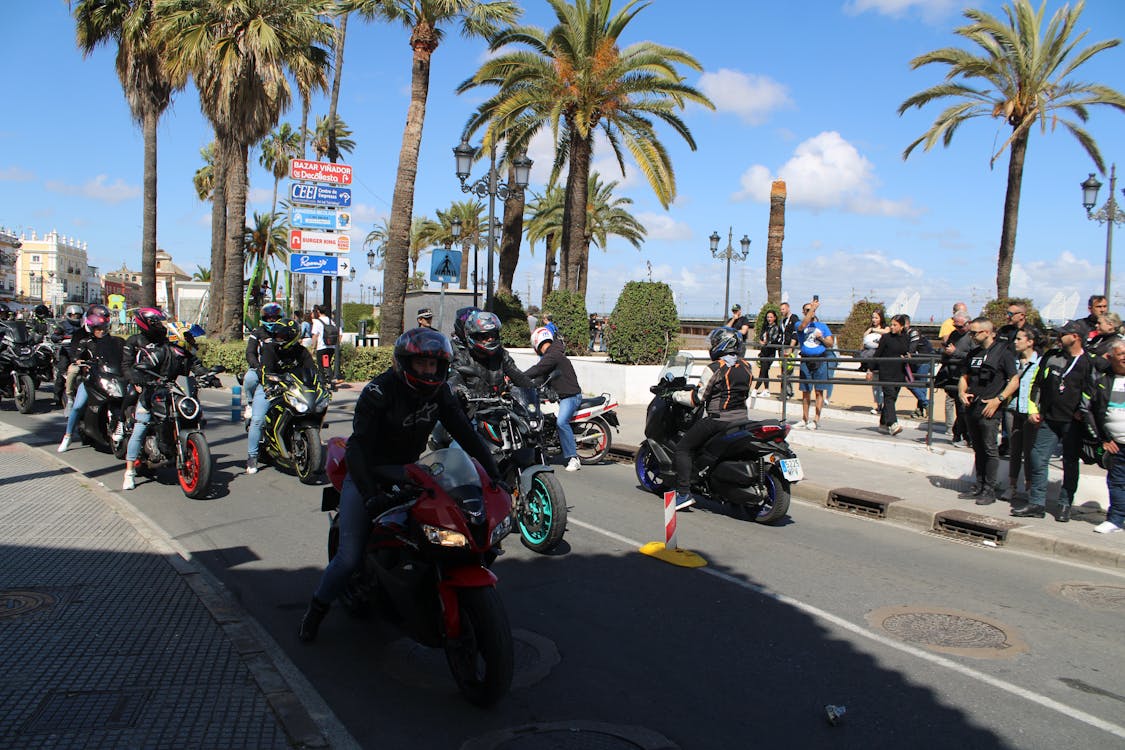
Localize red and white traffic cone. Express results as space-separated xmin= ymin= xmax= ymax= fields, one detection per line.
xmin=640 ymin=491 xmax=706 ymax=567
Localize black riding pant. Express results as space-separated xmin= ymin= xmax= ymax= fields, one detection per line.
xmin=674 ymin=417 xmax=732 ymax=494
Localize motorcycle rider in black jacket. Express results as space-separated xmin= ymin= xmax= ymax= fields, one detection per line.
xmin=54 ymin=304 xmax=87 ymax=408
xmin=243 ymin=302 xmax=283 ymax=421
xmin=57 ymin=307 xmax=123 ymax=452
xmin=298 ymin=328 xmax=503 ymax=642
xmin=449 ymin=310 xmax=533 ymax=405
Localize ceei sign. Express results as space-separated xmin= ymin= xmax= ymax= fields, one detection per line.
xmin=289 ymin=229 xmax=350 ymax=254
xmin=288 ymin=158 xmax=353 ymax=185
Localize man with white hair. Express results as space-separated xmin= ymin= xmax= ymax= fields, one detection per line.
xmin=939 ymin=301 xmax=969 ymax=340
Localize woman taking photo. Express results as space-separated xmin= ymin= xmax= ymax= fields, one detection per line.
xmin=864 ymin=314 xmax=909 ymax=436
xmin=753 ymin=309 xmax=784 ymax=399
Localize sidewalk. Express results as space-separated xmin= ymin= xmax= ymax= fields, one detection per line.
xmin=0 ymin=425 xmax=337 ymax=749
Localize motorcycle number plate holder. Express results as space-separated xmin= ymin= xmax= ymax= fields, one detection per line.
xmin=780 ymin=458 xmax=804 ymax=481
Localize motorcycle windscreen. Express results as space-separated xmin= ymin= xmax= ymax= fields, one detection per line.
xmin=416 ymin=447 xmax=484 ymax=507
xmin=659 ymin=351 xmax=695 ymax=381
xmin=2 ymin=321 xmax=33 ymax=346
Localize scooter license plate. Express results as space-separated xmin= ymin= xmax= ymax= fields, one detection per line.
xmin=780 ymin=458 xmax=804 ymax=481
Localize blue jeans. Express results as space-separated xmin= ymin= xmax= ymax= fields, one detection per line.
xmin=65 ymin=383 xmax=89 ymax=436
xmin=798 ymin=359 xmax=828 ymax=393
xmin=556 ymin=394 xmax=581 ymax=460
xmin=126 ymin=404 xmax=151 ymax=462
xmin=314 ymin=475 xmax=368 ymax=604
xmin=825 ymin=350 xmax=838 ymax=398
xmin=1026 ymin=418 xmax=1082 ymax=509
xmin=247 ymin=388 xmax=269 ymax=459
xmin=908 ymin=362 xmax=931 ymax=407
xmin=243 ymin=369 xmax=260 ymax=405
xmin=1105 ymin=449 xmax=1125 ymax=527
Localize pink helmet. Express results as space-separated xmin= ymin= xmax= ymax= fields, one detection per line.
xmin=134 ymin=307 xmax=167 ymax=342
xmin=530 ymin=326 xmax=554 ymax=353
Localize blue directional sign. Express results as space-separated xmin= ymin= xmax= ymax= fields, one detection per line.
xmin=429 ymin=249 xmax=462 ymax=284
xmin=289 ymin=183 xmax=352 ymax=207
xmin=290 ymin=207 xmax=352 ymax=231
xmin=290 ymin=253 xmax=351 ymax=277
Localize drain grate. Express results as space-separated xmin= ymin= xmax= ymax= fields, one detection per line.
xmin=22 ymin=689 xmax=151 ymax=734
xmin=827 ymin=487 xmax=900 ymax=519
xmin=934 ymin=510 xmax=1020 ymax=545
xmin=0 ymin=589 xmax=59 ymax=623
xmin=867 ymin=605 xmax=1028 ymax=659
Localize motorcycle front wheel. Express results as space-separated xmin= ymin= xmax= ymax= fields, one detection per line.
xmin=178 ymin=432 xmax=213 ymax=499
xmin=574 ymin=416 xmax=612 ymax=465
xmin=15 ymin=374 xmax=35 ymax=414
xmin=739 ymin=468 xmax=791 ymax=525
xmin=634 ymin=443 xmax=668 ymax=495
xmin=445 ymin=587 xmax=514 ymax=708
xmin=517 ymin=471 xmax=567 ymax=553
xmin=292 ymin=426 xmax=323 ymax=484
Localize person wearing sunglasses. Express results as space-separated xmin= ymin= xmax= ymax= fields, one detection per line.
xmin=958 ymin=318 xmax=1020 ymax=503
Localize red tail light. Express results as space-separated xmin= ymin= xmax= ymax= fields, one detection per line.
xmin=752 ymin=423 xmax=790 ymax=441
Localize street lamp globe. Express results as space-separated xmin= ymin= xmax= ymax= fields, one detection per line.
xmin=709 ymin=231 xmax=720 ymax=253
xmin=366 ymin=247 xmax=376 ymax=269
xmin=349 ymin=266 xmax=356 ymax=282
xmin=512 ymin=152 xmax=533 ymax=188
xmin=453 ymin=138 xmax=477 ymax=185
xmin=740 ymin=234 xmax=751 ymax=255
xmin=1082 ymin=172 xmax=1103 ymax=214
xmin=450 ymin=216 xmax=462 ymax=240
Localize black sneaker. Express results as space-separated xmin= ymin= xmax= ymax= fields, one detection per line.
xmin=298 ymin=598 xmax=330 ymax=642
xmin=1010 ymin=504 xmax=1046 ymax=518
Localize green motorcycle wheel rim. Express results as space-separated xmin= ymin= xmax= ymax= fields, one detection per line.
xmin=518 ymin=476 xmax=554 ymax=544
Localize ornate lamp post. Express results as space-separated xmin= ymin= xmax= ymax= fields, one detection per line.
xmin=453 ymin=137 xmax=532 ymax=311
xmin=1082 ymin=165 xmax=1125 ymax=303
xmin=709 ymin=227 xmax=751 ymax=316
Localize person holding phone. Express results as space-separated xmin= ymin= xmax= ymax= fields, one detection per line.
xmin=795 ymin=299 xmax=834 ymax=429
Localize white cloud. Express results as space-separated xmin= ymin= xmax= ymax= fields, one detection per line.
xmin=733 ymin=131 xmax=918 ymax=217
xmin=697 ymin=69 xmax=792 ymax=125
xmin=843 ymin=0 xmax=960 ymax=22
xmin=636 ymin=212 xmax=692 ymax=241
xmin=0 ymin=166 xmax=35 ymax=181
xmin=44 ymin=174 xmax=140 ymax=204
xmin=349 ymin=202 xmax=383 ymax=226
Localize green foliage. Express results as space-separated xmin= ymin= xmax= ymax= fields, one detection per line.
xmin=341 ymin=302 xmax=377 ymax=334
xmin=752 ymin=302 xmax=781 ymax=341
xmin=982 ymin=297 xmax=1044 ymax=331
xmin=340 ymin=344 xmax=394 ymax=382
xmin=541 ymin=289 xmax=588 ymax=356
xmin=195 ymin=339 xmax=252 ymax=376
xmin=493 ymin=292 xmax=530 ymax=349
xmin=837 ymin=300 xmax=887 ymax=352
xmin=606 ymin=281 xmax=680 ymax=365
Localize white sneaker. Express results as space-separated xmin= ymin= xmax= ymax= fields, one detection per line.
xmin=1093 ymin=521 xmax=1122 ymax=534
xmin=565 ymin=457 xmax=581 ymax=472
xmin=757 ymin=391 xmax=772 ymax=400
xmin=890 ymin=422 xmax=903 ymax=436
xmin=57 ymin=436 xmax=71 ymax=453
xmin=793 ymin=421 xmax=807 ymax=429
xmin=870 ymin=408 xmax=880 ymax=415
xmin=122 ymin=471 xmax=136 ymax=491
xmin=808 ymin=421 xmax=819 ymax=431
xmin=243 ymin=404 xmax=253 ymax=420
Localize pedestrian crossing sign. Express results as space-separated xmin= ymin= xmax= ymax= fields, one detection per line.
xmin=429 ymin=248 xmax=462 ymax=284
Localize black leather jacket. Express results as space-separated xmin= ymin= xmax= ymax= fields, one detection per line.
xmin=448 ymin=347 xmax=533 ymax=401
xmin=122 ymin=334 xmax=207 ymax=388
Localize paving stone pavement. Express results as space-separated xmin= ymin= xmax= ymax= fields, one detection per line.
xmin=0 ymin=440 xmax=330 ymax=749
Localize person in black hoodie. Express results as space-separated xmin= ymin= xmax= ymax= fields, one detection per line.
xmin=865 ymin=314 xmax=911 ymax=436
xmin=525 ymin=326 xmax=583 ymax=471
xmin=242 ymin=302 xmax=283 ymax=420
xmin=56 ymin=306 xmax=123 ymax=452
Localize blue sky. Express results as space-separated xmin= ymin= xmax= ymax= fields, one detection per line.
xmin=3 ymin=0 xmax=1124 ymax=322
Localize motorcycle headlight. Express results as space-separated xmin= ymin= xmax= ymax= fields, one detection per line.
xmin=421 ymin=524 xmax=469 ymax=547
xmin=284 ymin=391 xmax=309 ymax=412
xmin=490 ymin=515 xmax=513 ymax=546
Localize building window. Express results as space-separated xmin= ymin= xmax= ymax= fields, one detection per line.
xmin=31 ymin=255 xmax=40 ymax=263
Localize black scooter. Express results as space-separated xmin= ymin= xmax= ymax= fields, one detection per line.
xmin=634 ymin=353 xmax=800 ymax=524
xmin=0 ymin=321 xmax=39 ymax=414
xmin=77 ymin=358 xmax=127 ymax=454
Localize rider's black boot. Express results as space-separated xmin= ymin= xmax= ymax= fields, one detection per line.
xmin=298 ymin=597 xmax=330 ymax=642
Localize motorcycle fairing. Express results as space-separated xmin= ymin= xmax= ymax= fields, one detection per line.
xmin=438 ymin=569 xmax=500 ymax=640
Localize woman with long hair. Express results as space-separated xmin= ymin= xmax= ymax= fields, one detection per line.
xmin=860 ymin=309 xmax=890 ymax=415
xmin=753 ymin=309 xmax=784 ymax=398
xmin=865 ymin=314 xmax=909 ymax=435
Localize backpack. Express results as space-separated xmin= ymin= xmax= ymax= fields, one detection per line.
xmin=320 ymin=317 xmax=339 ymax=346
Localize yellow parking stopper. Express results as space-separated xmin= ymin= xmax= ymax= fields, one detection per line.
xmin=640 ymin=491 xmax=707 ymax=567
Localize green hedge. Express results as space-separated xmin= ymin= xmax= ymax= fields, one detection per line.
xmin=196 ymin=338 xmax=394 ymax=382
xmin=342 ymin=302 xmax=378 ymax=334
xmin=607 ymin=281 xmax=680 ymax=365
xmin=837 ymin=300 xmax=887 ymax=352
xmin=494 ymin=292 xmax=530 ymax=349
xmin=982 ymin=297 xmax=1044 ymax=331
xmin=541 ymin=289 xmax=588 ymax=357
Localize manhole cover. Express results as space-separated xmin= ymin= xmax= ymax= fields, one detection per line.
xmin=22 ymin=689 xmax=150 ymax=734
xmin=1052 ymin=583 xmax=1125 ymax=612
xmin=383 ymin=629 xmax=559 ymax=691
xmin=0 ymin=590 xmax=57 ymax=623
xmin=866 ymin=605 xmax=1028 ymax=659
xmin=462 ymin=721 xmax=677 ymax=750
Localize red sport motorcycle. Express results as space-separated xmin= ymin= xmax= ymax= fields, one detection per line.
xmin=321 ymin=438 xmax=515 ymax=706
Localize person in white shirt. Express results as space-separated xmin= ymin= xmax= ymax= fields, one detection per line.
xmin=310 ymin=305 xmax=337 ymax=389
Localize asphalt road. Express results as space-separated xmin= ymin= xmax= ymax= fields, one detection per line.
xmin=6 ymin=385 xmax=1125 ymax=749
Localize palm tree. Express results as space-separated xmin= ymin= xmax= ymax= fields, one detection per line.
xmin=460 ymin=0 xmax=712 ymax=294
xmin=417 ymin=201 xmax=485 ymax=290
xmin=193 ymin=141 xmax=217 ymax=201
xmin=899 ymin=0 xmax=1125 ymax=298
xmin=259 ymin=123 xmax=302 ymax=310
xmin=158 ymin=0 xmax=333 ymax=340
xmin=766 ymin=179 xmax=786 ymax=304
xmin=311 ymin=114 xmax=356 ymax=161
xmin=348 ymin=0 xmax=521 ymax=338
xmin=72 ymin=0 xmax=184 ymax=309
xmin=525 ymin=184 xmax=564 ymax=297
xmin=364 ymin=217 xmax=392 ymax=269
xmin=243 ymin=211 xmax=290 ymax=319
xmin=192 ymin=265 xmax=211 ymax=282
xmin=580 ymin=172 xmax=645 ymax=294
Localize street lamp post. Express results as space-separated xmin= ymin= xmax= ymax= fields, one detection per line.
xmin=1082 ymin=164 xmax=1125 ymax=303
xmin=453 ymin=137 xmax=532 ymax=311
xmin=709 ymin=227 xmax=751 ymax=316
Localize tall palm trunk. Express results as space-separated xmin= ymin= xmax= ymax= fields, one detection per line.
xmin=996 ymin=130 xmax=1028 ymax=300
xmin=561 ymin=130 xmax=593 ymax=291
xmin=207 ymin=136 xmax=228 ymax=337
xmin=223 ymin=142 xmax=249 ymax=340
xmin=498 ymin=161 xmax=525 ymax=298
xmin=140 ymin=108 xmax=159 ymax=309
xmin=766 ymin=179 xmax=786 ymax=304
xmin=323 ymin=12 xmax=348 ymax=311
xmin=383 ymin=29 xmax=436 ymax=338
xmin=293 ymin=94 xmax=311 ymax=314
xmin=542 ymin=236 xmax=556 ymax=299
xmin=459 ymin=243 xmax=469 ymax=290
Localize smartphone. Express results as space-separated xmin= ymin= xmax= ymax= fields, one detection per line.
xmin=813 ymin=295 xmax=819 ymax=301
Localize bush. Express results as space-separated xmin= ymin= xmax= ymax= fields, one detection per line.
xmin=982 ymin=297 xmax=1045 ymax=332
xmin=493 ymin=292 xmax=531 ymax=349
xmin=541 ymin=289 xmax=588 ymax=357
xmin=341 ymin=344 xmax=394 ymax=381
xmin=196 ymin=339 xmax=251 ymax=377
xmin=606 ymin=281 xmax=680 ymax=365
xmin=836 ymin=300 xmax=887 ymax=353
xmin=342 ymin=302 xmax=377 ymax=334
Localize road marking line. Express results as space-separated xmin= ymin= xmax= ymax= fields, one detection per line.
xmin=568 ymin=516 xmax=1125 ymax=740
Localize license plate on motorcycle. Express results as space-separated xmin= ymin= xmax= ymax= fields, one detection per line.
xmin=780 ymin=458 xmax=804 ymax=481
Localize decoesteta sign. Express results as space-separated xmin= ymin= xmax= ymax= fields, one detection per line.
xmin=288 ymin=158 xmax=352 ymax=185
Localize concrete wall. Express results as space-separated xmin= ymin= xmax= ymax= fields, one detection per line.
xmin=508 ymin=349 xmax=696 ymax=404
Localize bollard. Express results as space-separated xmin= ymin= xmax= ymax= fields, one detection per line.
xmin=639 ymin=490 xmax=707 ymax=568
xmin=231 ymin=384 xmax=241 ymax=423
xmin=663 ymin=490 xmax=678 ymax=550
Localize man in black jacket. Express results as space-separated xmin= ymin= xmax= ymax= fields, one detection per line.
xmin=525 ymin=326 xmax=583 ymax=471
xmin=1080 ymin=339 xmax=1125 ymax=533
xmin=959 ymin=318 xmax=1020 ymax=503
xmin=449 ymin=311 xmax=533 ymax=404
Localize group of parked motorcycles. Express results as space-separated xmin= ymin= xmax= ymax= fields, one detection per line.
xmin=0 ymin=319 xmax=67 ymax=414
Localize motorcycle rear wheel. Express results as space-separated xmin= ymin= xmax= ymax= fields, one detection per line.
xmin=445 ymin=587 xmax=514 ymax=708
xmin=518 ymin=471 xmax=567 ymax=553
xmin=634 ymin=443 xmax=668 ymax=495
xmin=574 ymin=416 xmax=612 ymax=465
xmin=15 ymin=374 xmax=35 ymax=414
xmin=178 ymin=432 xmax=212 ymax=499
xmin=740 ymin=468 xmax=791 ymax=525
xmin=293 ymin=426 xmax=323 ymax=484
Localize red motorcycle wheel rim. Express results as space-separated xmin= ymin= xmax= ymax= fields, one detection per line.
xmin=179 ymin=440 xmax=200 ymax=494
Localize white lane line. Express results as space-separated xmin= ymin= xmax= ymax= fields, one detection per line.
xmin=568 ymin=516 xmax=1125 ymax=741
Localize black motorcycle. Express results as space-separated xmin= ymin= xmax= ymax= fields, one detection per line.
xmin=31 ymin=334 xmax=61 ymax=395
xmin=0 ymin=321 xmax=40 ymax=414
xmin=634 ymin=354 xmax=799 ymax=524
xmin=77 ymin=358 xmax=127 ymax=454
xmin=245 ymin=370 xmax=331 ymax=483
xmin=117 ymin=368 xmax=224 ymax=498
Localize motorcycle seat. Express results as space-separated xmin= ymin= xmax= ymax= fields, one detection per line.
xmin=579 ymin=395 xmax=607 ymax=409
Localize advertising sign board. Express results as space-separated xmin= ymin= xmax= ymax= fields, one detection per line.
xmin=290 ymin=254 xmax=352 ymax=277
xmin=288 ymin=159 xmax=353 ymax=185
xmin=289 ymin=229 xmax=350 ymax=254
xmin=290 ymin=207 xmax=352 ymax=231
xmin=289 ymin=183 xmax=352 ymax=207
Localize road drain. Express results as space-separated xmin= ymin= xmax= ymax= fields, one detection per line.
xmin=866 ymin=605 xmax=1028 ymax=659
xmin=0 ymin=589 xmax=58 ymax=623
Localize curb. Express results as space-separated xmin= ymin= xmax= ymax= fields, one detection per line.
xmin=616 ymin=442 xmax=1125 ymax=571
xmin=0 ymin=423 xmax=356 ymax=750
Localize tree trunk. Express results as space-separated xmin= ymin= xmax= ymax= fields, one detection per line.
xmin=766 ymin=179 xmax=786 ymax=304
xmin=996 ymin=130 xmax=1027 ymax=300
xmin=140 ymin=108 xmax=158 ymax=309
xmin=561 ymin=129 xmax=592 ymax=291
xmin=576 ymin=240 xmax=590 ymax=297
xmin=207 ymin=135 xmax=228 ymax=337
xmin=542 ymin=236 xmax=556 ymax=300
xmin=498 ymin=161 xmax=525 ymax=298
xmin=458 ymin=242 xmax=469 ymax=290
xmin=223 ymin=142 xmax=249 ymax=341
xmin=382 ymin=34 xmax=435 ymax=339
